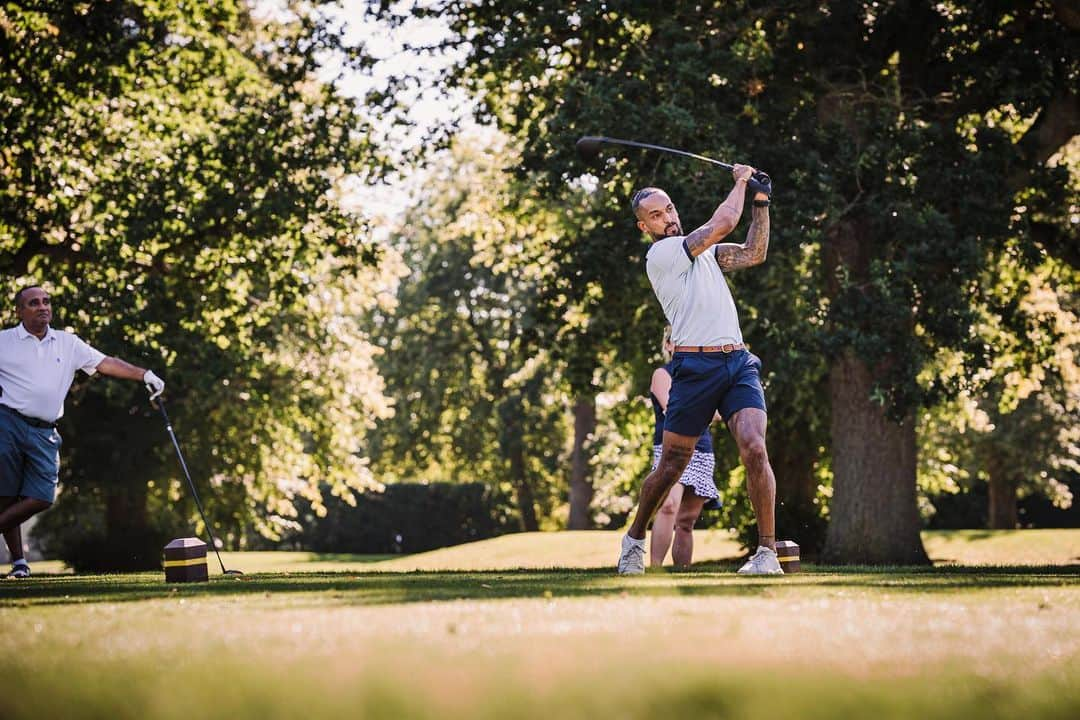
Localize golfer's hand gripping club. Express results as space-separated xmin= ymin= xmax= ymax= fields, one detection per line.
xmin=748 ymin=171 xmax=772 ymax=198
xmin=143 ymin=369 xmax=165 ymax=400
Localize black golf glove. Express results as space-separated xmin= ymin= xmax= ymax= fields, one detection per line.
xmin=747 ymin=171 xmax=772 ymax=198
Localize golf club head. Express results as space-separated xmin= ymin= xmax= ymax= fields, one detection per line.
xmin=576 ymin=136 xmax=605 ymax=161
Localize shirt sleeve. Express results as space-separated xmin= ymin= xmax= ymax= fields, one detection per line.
xmin=72 ymin=335 xmax=107 ymax=375
xmin=645 ymin=236 xmax=694 ymax=279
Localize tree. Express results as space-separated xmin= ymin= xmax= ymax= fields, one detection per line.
xmin=1 ymin=1 xmax=393 ymax=567
xmin=370 ymin=133 xmax=570 ymax=531
xmin=789 ymin=0 xmax=1077 ymax=563
xmin=921 ymin=259 xmax=1079 ymax=528
xmin=374 ymin=0 xmax=1077 ymax=562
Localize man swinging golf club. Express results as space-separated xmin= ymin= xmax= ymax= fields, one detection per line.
xmin=0 ymin=284 xmax=165 ymax=577
xmin=618 ymin=164 xmax=782 ymax=575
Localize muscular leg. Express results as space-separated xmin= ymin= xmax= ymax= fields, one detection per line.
xmin=4 ymin=527 xmax=23 ymax=563
xmin=649 ymin=483 xmax=684 ymax=567
xmin=0 ymin=497 xmax=22 ymax=563
xmin=628 ymin=432 xmax=697 ymax=541
xmin=728 ymin=408 xmax=776 ymax=551
xmin=0 ymin=497 xmax=50 ymax=535
xmin=671 ymin=492 xmax=708 ymax=568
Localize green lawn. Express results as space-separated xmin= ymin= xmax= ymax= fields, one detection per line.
xmin=3 ymin=529 xmax=1078 ymax=719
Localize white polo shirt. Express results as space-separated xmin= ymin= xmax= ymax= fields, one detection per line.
xmin=0 ymin=324 xmax=106 ymax=423
xmin=645 ymin=235 xmax=744 ymax=347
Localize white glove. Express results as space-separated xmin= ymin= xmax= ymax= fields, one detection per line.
xmin=143 ymin=369 xmax=165 ymax=400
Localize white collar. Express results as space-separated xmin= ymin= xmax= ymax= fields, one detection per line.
xmin=15 ymin=323 xmax=56 ymax=342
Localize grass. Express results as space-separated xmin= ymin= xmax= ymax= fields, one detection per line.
xmin=28 ymin=526 xmax=1080 ymax=575
xmin=3 ymin=529 xmax=1079 ymax=719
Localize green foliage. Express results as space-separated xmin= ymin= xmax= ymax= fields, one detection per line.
xmin=298 ymin=482 xmax=514 ymax=554
xmin=372 ymin=1 xmax=1077 ymax=550
xmin=919 ymin=258 xmax=1080 ymax=521
xmin=370 ymin=134 xmax=576 ymax=529
xmin=0 ymin=0 xmax=393 ymax=559
xmin=32 ymin=471 xmax=188 ymax=572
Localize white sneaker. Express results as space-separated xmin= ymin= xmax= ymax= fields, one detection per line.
xmin=736 ymin=546 xmax=784 ymax=575
xmin=617 ymin=534 xmax=646 ymax=575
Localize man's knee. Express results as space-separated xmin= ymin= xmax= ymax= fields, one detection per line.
xmin=740 ymin=438 xmax=769 ymax=469
xmin=2 ymin=496 xmax=51 ymax=518
xmin=24 ymin=497 xmax=51 ymax=514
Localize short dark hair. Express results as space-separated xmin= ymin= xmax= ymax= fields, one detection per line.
xmin=14 ymin=284 xmax=43 ymax=308
xmin=631 ymin=187 xmax=663 ymax=217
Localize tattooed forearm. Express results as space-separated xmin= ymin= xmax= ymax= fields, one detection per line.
xmin=682 ymin=179 xmax=749 ymax=257
xmin=715 ymin=205 xmax=769 ymax=271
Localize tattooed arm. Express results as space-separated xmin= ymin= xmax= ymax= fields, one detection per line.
xmin=715 ymin=201 xmax=770 ymax=271
xmin=682 ymin=164 xmax=755 ymax=257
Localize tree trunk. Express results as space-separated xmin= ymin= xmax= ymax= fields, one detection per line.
xmin=567 ymin=394 xmax=596 ymax=530
xmin=822 ymin=351 xmax=929 ymax=564
xmin=987 ymin=470 xmax=1018 ymax=529
xmin=104 ymin=478 xmax=155 ymax=570
xmin=508 ymin=431 xmax=539 ymax=532
xmin=498 ymin=395 xmax=540 ymax=532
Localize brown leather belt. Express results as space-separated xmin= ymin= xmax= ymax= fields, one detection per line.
xmin=673 ymin=343 xmax=746 ymax=353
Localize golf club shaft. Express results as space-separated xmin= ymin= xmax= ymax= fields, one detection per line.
xmin=158 ymin=399 xmax=230 ymax=575
xmin=593 ymin=136 xmax=734 ymax=171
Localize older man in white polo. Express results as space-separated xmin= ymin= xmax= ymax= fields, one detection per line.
xmin=0 ymin=284 xmax=165 ymax=578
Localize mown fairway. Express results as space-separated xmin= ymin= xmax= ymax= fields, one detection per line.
xmin=2 ymin=530 xmax=1078 ymax=720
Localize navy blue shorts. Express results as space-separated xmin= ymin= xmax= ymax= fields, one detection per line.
xmin=0 ymin=406 xmax=62 ymax=503
xmin=665 ymin=350 xmax=767 ymax=437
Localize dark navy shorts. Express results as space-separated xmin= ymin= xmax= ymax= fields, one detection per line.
xmin=665 ymin=350 xmax=767 ymax=438
xmin=0 ymin=406 xmax=62 ymax=503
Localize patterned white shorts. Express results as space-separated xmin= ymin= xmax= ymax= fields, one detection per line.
xmin=651 ymin=445 xmax=719 ymax=501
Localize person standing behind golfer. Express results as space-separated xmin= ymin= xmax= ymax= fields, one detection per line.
xmin=0 ymin=285 xmax=166 ymax=573
xmin=618 ymin=165 xmax=781 ymax=575
xmin=648 ymin=325 xmax=721 ymax=569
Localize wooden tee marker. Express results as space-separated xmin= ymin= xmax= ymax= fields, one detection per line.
xmin=776 ymin=540 xmax=800 ymax=573
xmin=163 ymin=537 xmax=209 ymax=583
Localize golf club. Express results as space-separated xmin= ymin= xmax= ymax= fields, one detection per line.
xmin=156 ymin=397 xmax=243 ymax=576
xmin=576 ymin=135 xmax=771 ymax=186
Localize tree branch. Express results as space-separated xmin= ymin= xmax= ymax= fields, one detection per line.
xmin=1010 ymin=90 xmax=1080 ymax=192
xmin=1 ymin=230 xmax=80 ymax=277
xmin=1053 ymin=0 xmax=1080 ymax=30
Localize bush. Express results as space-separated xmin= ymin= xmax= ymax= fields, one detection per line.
xmin=301 ymin=482 xmax=513 ymax=554
xmin=32 ymin=486 xmax=186 ymax=572
xmin=926 ymin=473 xmax=1080 ymax=530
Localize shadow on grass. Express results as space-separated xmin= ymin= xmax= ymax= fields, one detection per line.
xmin=306 ymin=553 xmax=398 ymax=564
xmin=1 ymin=563 xmax=1076 ymax=608
xmin=951 ymin=530 xmax=997 ymax=541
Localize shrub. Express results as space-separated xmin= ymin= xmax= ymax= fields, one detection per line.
xmin=301 ymin=482 xmax=513 ymax=553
